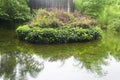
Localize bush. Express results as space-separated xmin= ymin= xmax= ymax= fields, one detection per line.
xmin=16 ymin=25 xmax=102 ymax=44
xmin=16 ymin=25 xmax=31 ymax=40
xmin=28 ymin=9 xmax=97 ymax=28
xmin=112 ymin=20 xmax=120 ymax=32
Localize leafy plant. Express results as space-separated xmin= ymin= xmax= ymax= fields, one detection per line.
xmin=29 ymin=9 xmax=97 ymax=28
xmin=16 ymin=26 xmax=102 ymax=44
xmin=0 ymin=0 xmax=31 ymax=21
xmin=73 ymin=0 xmax=120 ymax=29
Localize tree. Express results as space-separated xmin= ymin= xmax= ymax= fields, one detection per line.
xmin=0 ymin=0 xmax=31 ymax=21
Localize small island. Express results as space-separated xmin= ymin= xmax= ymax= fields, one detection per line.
xmin=16 ymin=9 xmax=102 ymax=44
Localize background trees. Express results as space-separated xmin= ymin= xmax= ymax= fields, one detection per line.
xmin=73 ymin=0 xmax=120 ymax=28
xmin=0 ymin=0 xmax=31 ymax=21
xmin=0 ymin=0 xmax=119 ymax=29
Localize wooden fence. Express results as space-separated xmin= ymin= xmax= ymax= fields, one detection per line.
xmin=28 ymin=0 xmax=74 ymax=12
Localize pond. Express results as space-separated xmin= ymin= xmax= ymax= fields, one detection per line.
xmin=0 ymin=26 xmax=120 ymax=80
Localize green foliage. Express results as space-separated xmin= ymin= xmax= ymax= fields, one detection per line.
xmin=16 ymin=25 xmax=31 ymax=40
xmin=29 ymin=9 xmax=97 ymax=28
xmin=73 ymin=0 xmax=120 ymax=30
xmin=73 ymin=0 xmax=107 ymax=18
xmin=16 ymin=25 xmax=102 ymax=44
xmin=0 ymin=0 xmax=31 ymax=21
xmin=112 ymin=21 xmax=120 ymax=32
xmin=98 ymin=0 xmax=120 ymax=28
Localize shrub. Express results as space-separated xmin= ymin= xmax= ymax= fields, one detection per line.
xmin=16 ymin=26 xmax=102 ymax=44
xmin=16 ymin=25 xmax=31 ymax=40
xmin=112 ymin=20 xmax=120 ymax=32
xmin=28 ymin=9 xmax=97 ymax=28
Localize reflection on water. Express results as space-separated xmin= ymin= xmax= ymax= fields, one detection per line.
xmin=0 ymin=52 xmax=44 ymax=80
xmin=0 ymin=27 xmax=120 ymax=80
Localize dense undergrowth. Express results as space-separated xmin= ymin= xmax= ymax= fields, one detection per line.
xmin=16 ymin=25 xmax=102 ymax=44
xmin=73 ymin=0 xmax=120 ymax=31
xmin=16 ymin=9 xmax=102 ymax=44
xmin=0 ymin=0 xmax=119 ymax=32
xmin=0 ymin=0 xmax=31 ymax=21
xmin=28 ymin=9 xmax=97 ymax=28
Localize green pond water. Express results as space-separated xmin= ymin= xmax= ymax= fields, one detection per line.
xmin=0 ymin=26 xmax=120 ymax=80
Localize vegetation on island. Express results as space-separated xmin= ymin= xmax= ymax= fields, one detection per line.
xmin=0 ymin=0 xmax=120 ymax=79
xmin=16 ymin=25 xmax=101 ymax=44
xmin=0 ymin=0 xmax=120 ymax=44
xmin=16 ymin=9 xmax=102 ymax=44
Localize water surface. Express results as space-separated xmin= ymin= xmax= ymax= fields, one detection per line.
xmin=0 ymin=27 xmax=120 ymax=80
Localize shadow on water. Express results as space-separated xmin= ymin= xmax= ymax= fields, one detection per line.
xmin=0 ymin=25 xmax=120 ymax=80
